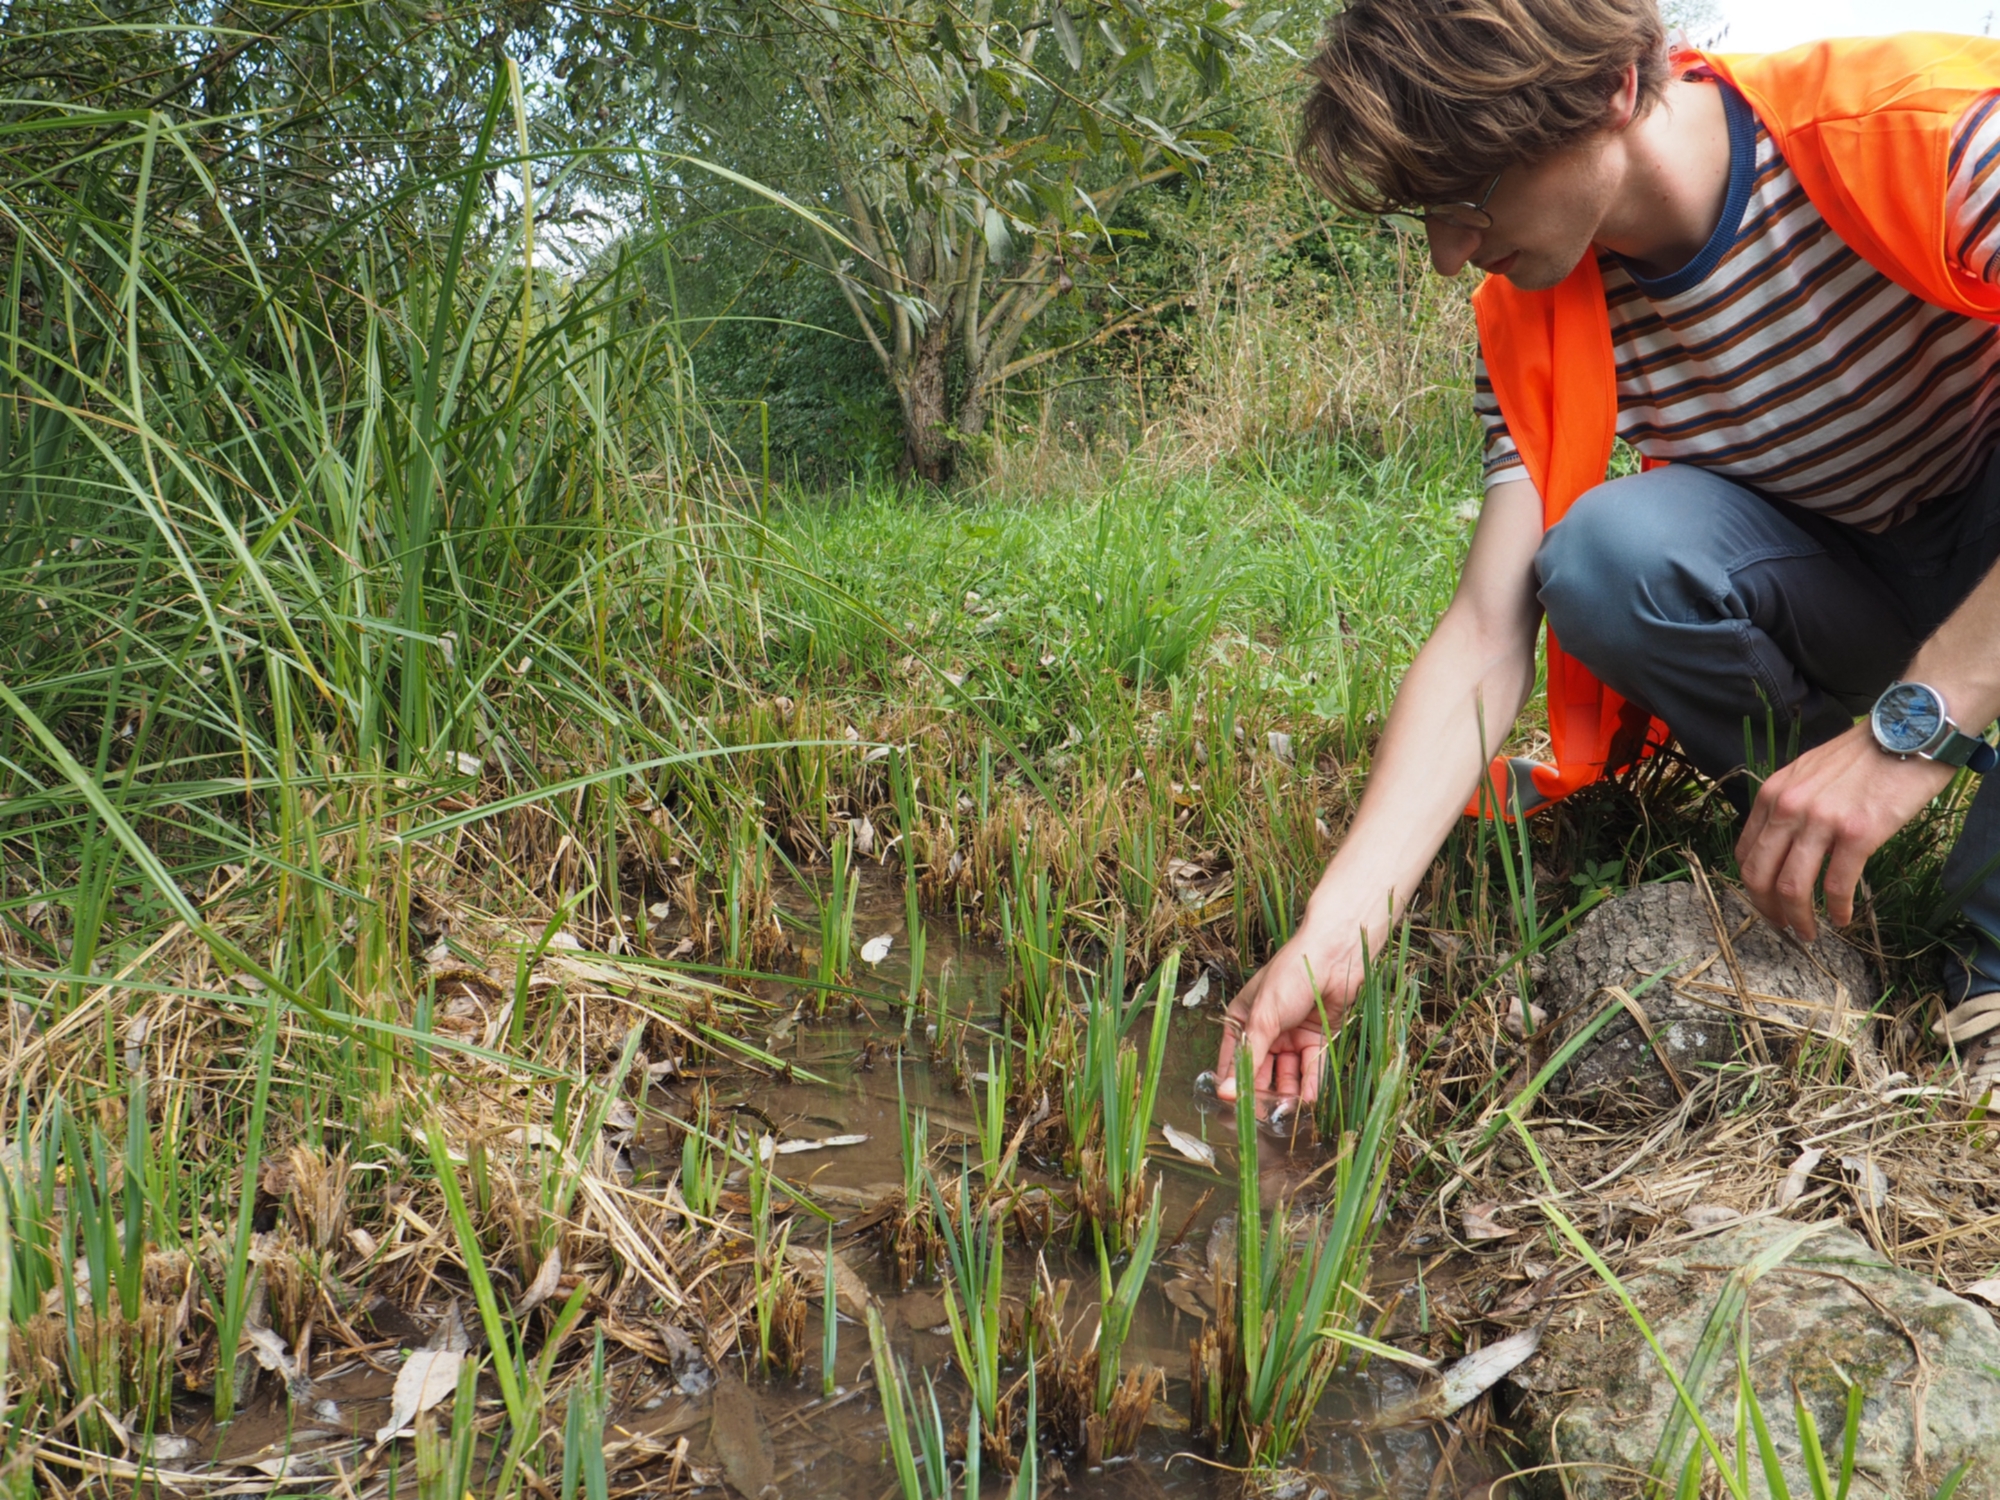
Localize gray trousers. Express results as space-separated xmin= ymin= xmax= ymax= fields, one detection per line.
xmin=1536 ymin=459 xmax=2000 ymax=1001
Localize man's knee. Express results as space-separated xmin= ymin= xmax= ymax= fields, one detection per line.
xmin=1534 ymin=473 xmax=1702 ymax=655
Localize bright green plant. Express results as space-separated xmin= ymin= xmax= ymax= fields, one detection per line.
xmin=821 ymin=1227 xmax=840 ymax=1397
xmin=560 ymin=1333 xmax=611 ymax=1500
xmin=214 ymin=1004 xmax=280 ymax=1422
xmin=749 ymin=1141 xmax=796 ymax=1374
xmin=931 ymin=1169 xmax=1006 ymax=1432
xmin=1198 ymin=1040 xmax=1406 ymax=1464
xmin=817 ymin=828 xmax=859 ymax=1002
xmin=1094 ymin=1187 xmax=1163 ymax=1417
xmin=869 ymin=1305 xmax=978 ymax=1500
xmin=1068 ymin=946 xmax=1177 ymax=1249
xmin=680 ymin=1090 xmax=726 ymax=1219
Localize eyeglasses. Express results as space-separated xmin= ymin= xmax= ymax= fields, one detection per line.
xmin=1384 ymin=169 xmax=1505 ymax=235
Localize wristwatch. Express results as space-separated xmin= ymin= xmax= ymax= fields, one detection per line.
xmin=1869 ymin=681 xmax=1999 ymax=772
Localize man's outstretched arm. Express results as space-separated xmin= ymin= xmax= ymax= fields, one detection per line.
xmin=1214 ymin=478 xmax=1546 ymax=1103
xmin=1739 ymin=554 xmax=2000 ymax=940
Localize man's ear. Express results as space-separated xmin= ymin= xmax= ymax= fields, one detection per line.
xmin=1603 ymin=62 xmax=1641 ymax=131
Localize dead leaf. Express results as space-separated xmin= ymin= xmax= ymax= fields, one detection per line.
xmin=1179 ymin=969 xmax=1211 ymax=1009
xmin=1778 ymin=1146 xmax=1824 ymax=1209
xmin=1963 ymin=1276 xmax=2000 ymax=1306
xmin=1684 ymin=1203 xmax=1741 ymax=1230
xmin=1266 ymin=730 xmax=1295 ymax=764
xmin=860 ymin=933 xmax=892 ymax=965
xmin=852 ymin=815 xmax=877 ymax=853
xmin=516 ymin=1247 xmax=562 ymax=1315
xmin=1840 ymin=1154 xmax=1890 ymax=1210
xmin=786 ymin=1243 xmax=873 ymax=1318
xmin=765 ymin=1133 xmax=869 ymax=1158
xmin=1437 ymin=1324 xmax=1543 ymax=1416
xmin=1502 ymin=994 xmax=1548 ymax=1040
xmin=375 ymin=1348 xmax=463 ymax=1444
xmin=708 ymin=1371 xmax=775 ymax=1498
xmin=1461 ymin=1203 xmax=1515 ymax=1242
xmin=1162 ymin=1276 xmax=1211 ymax=1320
xmin=1160 ymin=1123 xmax=1216 ymax=1169
xmin=245 ymin=1325 xmax=295 ymax=1378
xmin=1371 ymin=1325 xmax=1543 ymax=1428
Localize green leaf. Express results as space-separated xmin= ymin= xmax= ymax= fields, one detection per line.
xmin=983 ymin=205 xmax=1014 ymax=262
xmin=1053 ymin=2 xmax=1084 ymax=70
xmin=934 ymin=8 xmax=964 ymax=57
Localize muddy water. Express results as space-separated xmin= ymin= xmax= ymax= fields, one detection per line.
xmin=636 ymin=873 xmax=1476 ymax=1500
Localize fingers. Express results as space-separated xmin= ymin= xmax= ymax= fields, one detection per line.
xmin=1213 ymin=969 xmax=1262 ymax=1101
xmin=1821 ymin=832 xmax=1870 ymax=929
xmin=1273 ymin=1049 xmax=1300 ymax=1100
xmin=1771 ymin=819 xmax=1833 ymax=941
xmin=1295 ymin=1032 xmax=1328 ymax=1104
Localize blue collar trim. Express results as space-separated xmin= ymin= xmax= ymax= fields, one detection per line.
xmin=1614 ymin=82 xmax=1757 ymax=299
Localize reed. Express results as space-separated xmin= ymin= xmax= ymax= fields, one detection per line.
xmin=821 ymin=1226 xmax=841 ymax=1397
xmin=931 ymin=1168 xmax=1007 ymax=1435
xmin=1071 ymin=946 xmax=1177 ymax=1249
xmin=560 ymin=1333 xmax=612 ymax=1500
xmin=816 ymin=828 xmax=861 ymax=1003
xmin=1194 ymin=1039 xmax=1406 ymax=1465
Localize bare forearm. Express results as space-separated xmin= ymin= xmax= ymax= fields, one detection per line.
xmin=1304 ymin=609 xmax=1536 ymax=949
xmin=1907 ymin=556 xmax=2000 ymax=727
xmin=1295 ymin=480 xmax=1544 ymax=966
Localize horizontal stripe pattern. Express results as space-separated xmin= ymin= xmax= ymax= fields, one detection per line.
xmin=1480 ymin=81 xmax=2000 ymax=530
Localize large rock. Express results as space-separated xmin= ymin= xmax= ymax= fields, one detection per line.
xmin=1539 ymin=882 xmax=1878 ymax=1114
xmin=1513 ymin=1220 xmax=2000 ymax=1499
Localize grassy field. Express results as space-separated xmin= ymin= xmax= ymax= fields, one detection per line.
xmin=4 ymin=69 xmax=1994 ymax=1500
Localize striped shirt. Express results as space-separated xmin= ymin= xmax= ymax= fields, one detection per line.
xmin=1478 ymin=81 xmax=2000 ymax=529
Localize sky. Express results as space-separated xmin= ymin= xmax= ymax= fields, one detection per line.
xmin=1708 ymin=0 xmax=1997 ymax=51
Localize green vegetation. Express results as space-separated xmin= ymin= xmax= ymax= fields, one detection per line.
xmin=5 ymin=7 xmax=1985 ymax=1500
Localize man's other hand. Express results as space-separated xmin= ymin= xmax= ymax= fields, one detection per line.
xmin=1212 ymin=928 xmax=1362 ymax=1105
xmin=1736 ymin=722 xmax=1952 ymax=941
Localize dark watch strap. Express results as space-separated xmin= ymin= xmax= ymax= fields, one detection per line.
xmin=1936 ymin=727 xmax=2000 ymax=773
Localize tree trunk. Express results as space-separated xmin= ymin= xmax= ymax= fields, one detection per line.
xmin=899 ymin=322 xmax=955 ymax=482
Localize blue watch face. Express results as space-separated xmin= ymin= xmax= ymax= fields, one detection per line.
xmin=1874 ymin=682 xmax=1944 ymax=754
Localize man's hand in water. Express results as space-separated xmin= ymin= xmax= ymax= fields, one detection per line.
xmin=1212 ymin=926 xmax=1362 ymax=1104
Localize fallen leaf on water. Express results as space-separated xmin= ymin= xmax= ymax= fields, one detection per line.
xmin=245 ymin=1326 xmax=296 ymax=1378
xmin=516 ymin=1247 xmax=562 ymax=1315
xmin=1160 ymin=1123 xmax=1216 ymax=1168
xmin=1778 ymin=1145 xmax=1825 ymax=1209
xmin=375 ymin=1348 xmax=463 ymax=1444
xmin=765 ymin=1133 xmax=869 ymax=1158
xmin=1438 ymin=1324 xmax=1544 ymax=1416
xmin=1162 ymin=1276 xmax=1211 ymax=1320
xmin=860 ymin=933 xmax=893 ymax=965
xmin=786 ymin=1243 xmax=873 ymax=1318
xmin=707 ymin=1371 xmax=775 ymax=1499
xmin=1367 ymin=1325 xmax=1544 ymax=1429
xmin=1460 ymin=1203 xmax=1515 ymax=1242
xmin=1179 ymin=969 xmax=1211 ymax=1009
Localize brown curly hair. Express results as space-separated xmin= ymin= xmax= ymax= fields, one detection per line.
xmin=1299 ymin=0 xmax=1672 ymax=214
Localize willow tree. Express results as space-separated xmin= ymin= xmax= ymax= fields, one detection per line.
xmin=608 ymin=0 xmax=1290 ymax=479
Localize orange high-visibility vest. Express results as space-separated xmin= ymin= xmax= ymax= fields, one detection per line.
xmin=1473 ymin=32 xmax=2000 ymax=814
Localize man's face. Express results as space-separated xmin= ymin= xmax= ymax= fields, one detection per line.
xmin=1423 ymin=132 xmax=1622 ymax=291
